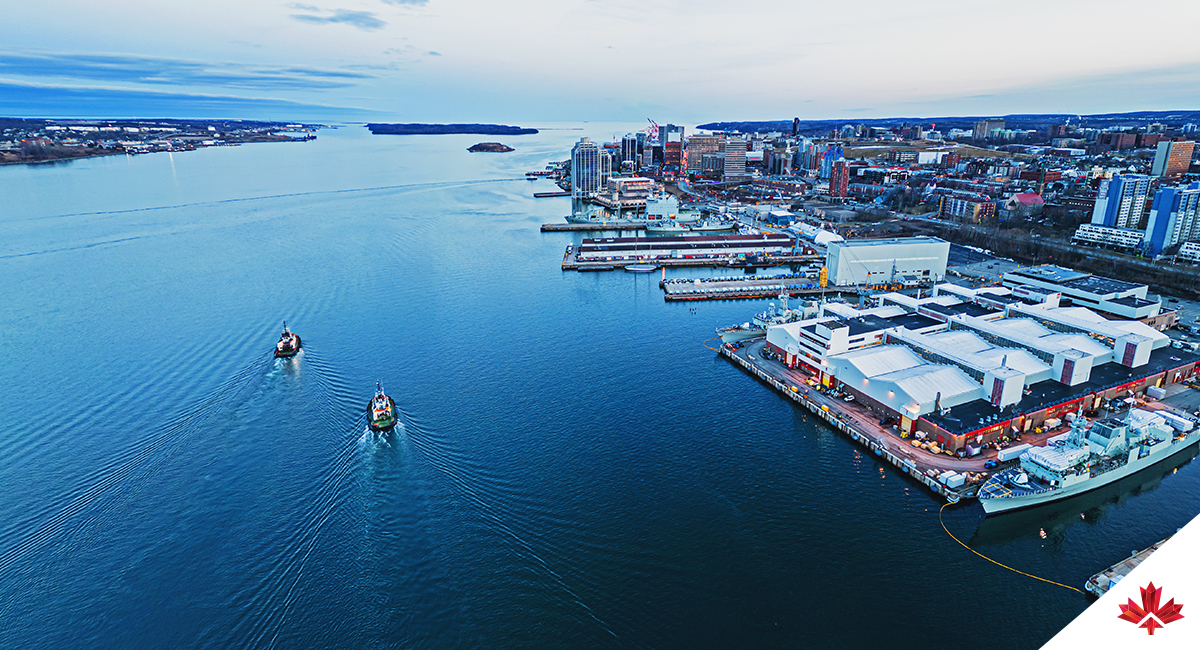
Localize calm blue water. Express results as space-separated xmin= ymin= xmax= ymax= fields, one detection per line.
xmin=1 ymin=124 xmax=1198 ymax=649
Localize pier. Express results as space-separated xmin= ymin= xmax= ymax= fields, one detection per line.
xmin=720 ymin=338 xmax=987 ymax=503
xmin=1084 ymin=536 xmax=1172 ymax=597
xmin=560 ymin=232 xmax=820 ymax=271
xmin=541 ymin=223 xmax=647 ymax=232
xmin=533 ymin=191 xmax=571 ymax=198
xmin=662 ymin=275 xmax=856 ymax=302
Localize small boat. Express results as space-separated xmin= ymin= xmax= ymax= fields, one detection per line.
xmin=274 ymin=321 xmax=301 ymax=358
xmin=625 ymin=264 xmax=658 ymax=273
xmin=368 ymin=382 xmax=398 ymax=432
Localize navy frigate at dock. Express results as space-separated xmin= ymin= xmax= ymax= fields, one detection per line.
xmin=979 ymin=408 xmax=1200 ymax=514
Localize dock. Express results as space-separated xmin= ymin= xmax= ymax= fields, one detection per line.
xmin=541 ymin=223 xmax=647 ymax=232
xmin=533 ymin=191 xmax=571 ymax=198
xmin=560 ymin=232 xmax=820 ymax=271
xmin=1084 ymin=536 xmax=1172 ymax=597
xmin=720 ymin=338 xmax=987 ymax=503
xmin=662 ymin=275 xmax=856 ymax=301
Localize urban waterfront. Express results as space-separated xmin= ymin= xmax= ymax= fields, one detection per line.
xmin=2 ymin=124 xmax=1198 ymax=649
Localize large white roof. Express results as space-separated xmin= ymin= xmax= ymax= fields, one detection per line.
xmin=834 ymin=345 xmax=924 ymax=378
xmin=874 ymin=364 xmax=981 ymax=406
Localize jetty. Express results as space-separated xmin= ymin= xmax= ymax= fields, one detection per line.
xmin=720 ymin=338 xmax=987 ymax=503
xmin=1084 ymin=536 xmax=1173 ymax=597
xmin=534 ymin=191 xmax=571 ymax=198
xmin=542 ymin=223 xmax=647 ymax=232
xmin=560 ymin=232 xmax=819 ymax=270
xmin=662 ymin=275 xmax=857 ymax=302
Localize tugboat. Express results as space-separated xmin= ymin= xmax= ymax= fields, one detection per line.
xmin=274 ymin=321 xmax=301 ymax=358
xmin=368 ymin=382 xmax=398 ymax=432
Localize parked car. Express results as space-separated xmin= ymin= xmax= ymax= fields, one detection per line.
xmin=984 ymin=460 xmax=999 ymax=469
xmin=843 ymin=395 xmax=855 ymax=402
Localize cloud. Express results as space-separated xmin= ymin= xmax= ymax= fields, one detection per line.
xmin=289 ymin=7 xmax=386 ymax=31
xmin=0 ymin=78 xmax=378 ymax=120
xmin=380 ymin=0 xmax=428 ymax=5
xmin=0 ymin=51 xmax=374 ymax=91
xmin=424 ymin=51 xmax=441 ymax=56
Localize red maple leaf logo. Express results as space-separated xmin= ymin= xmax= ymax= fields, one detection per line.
xmin=1117 ymin=582 xmax=1185 ymax=635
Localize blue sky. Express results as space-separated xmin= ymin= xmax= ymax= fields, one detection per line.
xmin=2 ymin=0 xmax=1199 ymax=122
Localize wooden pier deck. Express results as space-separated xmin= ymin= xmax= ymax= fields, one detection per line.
xmin=541 ymin=223 xmax=647 ymax=232
xmin=1085 ymin=536 xmax=1172 ymax=597
xmin=721 ymin=338 xmax=989 ymax=503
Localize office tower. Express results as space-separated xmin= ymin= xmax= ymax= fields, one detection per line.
xmin=973 ymin=118 xmax=1005 ymax=141
xmin=792 ymin=117 xmax=799 ymax=136
xmin=686 ymin=135 xmax=724 ymax=171
xmin=1144 ymin=182 xmax=1200 ymax=254
xmin=621 ymin=134 xmax=638 ymax=164
xmin=571 ymin=137 xmax=611 ymax=200
xmin=724 ymin=137 xmax=746 ymax=180
xmin=1151 ymin=140 xmax=1195 ymax=178
xmin=1091 ymin=174 xmax=1152 ymax=229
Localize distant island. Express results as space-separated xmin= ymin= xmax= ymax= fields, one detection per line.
xmin=366 ymin=123 xmax=538 ymax=136
xmin=467 ymin=142 xmax=513 ymax=152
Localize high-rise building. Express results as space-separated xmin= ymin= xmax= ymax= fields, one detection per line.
xmin=792 ymin=117 xmax=799 ymax=136
xmin=1091 ymin=174 xmax=1152 ymax=229
xmin=1151 ymin=140 xmax=1195 ymax=178
xmin=973 ymin=118 xmax=1005 ymax=141
xmin=570 ymin=137 xmax=611 ymax=200
xmin=830 ymin=159 xmax=849 ymax=198
xmin=723 ymin=137 xmax=747 ymax=180
xmin=1144 ymin=182 xmax=1200 ymax=254
xmin=620 ymin=134 xmax=638 ymax=164
xmin=685 ymin=135 xmax=724 ymax=171
xmin=819 ymin=145 xmax=844 ymax=179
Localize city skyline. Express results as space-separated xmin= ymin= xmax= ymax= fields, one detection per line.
xmin=3 ymin=0 xmax=1200 ymax=122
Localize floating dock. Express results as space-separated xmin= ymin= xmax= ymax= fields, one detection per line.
xmin=720 ymin=339 xmax=983 ymax=503
xmin=1084 ymin=536 xmax=1172 ymax=597
xmin=533 ymin=191 xmax=571 ymax=198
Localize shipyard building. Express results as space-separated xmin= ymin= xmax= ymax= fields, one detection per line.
xmin=825 ymin=237 xmax=950 ymax=287
xmin=764 ymin=284 xmax=1198 ymax=453
xmin=1000 ymin=265 xmax=1173 ymax=329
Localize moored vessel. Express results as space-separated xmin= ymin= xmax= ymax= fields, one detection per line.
xmin=274 ymin=321 xmax=301 ymax=358
xmin=716 ymin=288 xmax=818 ymax=343
xmin=979 ymin=409 xmax=1200 ymax=514
xmin=625 ymin=264 xmax=658 ymax=272
xmin=368 ymin=382 xmax=398 ymax=432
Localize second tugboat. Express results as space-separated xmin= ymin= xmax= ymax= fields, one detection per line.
xmin=275 ymin=321 xmax=301 ymax=358
xmin=368 ymin=382 xmax=398 ymax=432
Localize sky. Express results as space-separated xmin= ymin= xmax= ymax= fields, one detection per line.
xmin=2 ymin=0 xmax=1200 ymax=123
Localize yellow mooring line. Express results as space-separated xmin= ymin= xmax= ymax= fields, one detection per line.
xmin=704 ymin=337 xmax=722 ymax=351
xmin=940 ymin=503 xmax=1083 ymax=594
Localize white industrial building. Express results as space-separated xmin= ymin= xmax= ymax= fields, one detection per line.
xmin=825 ymin=237 xmax=950 ymax=286
xmin=761 ymin=282 xmax=1190 ymax=451
xmin=1000 ymin=265 xmax=1162 ymax=321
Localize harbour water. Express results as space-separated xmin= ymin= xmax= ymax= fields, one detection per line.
xmin=2 ymin=123 xmax=1198 ymax=649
